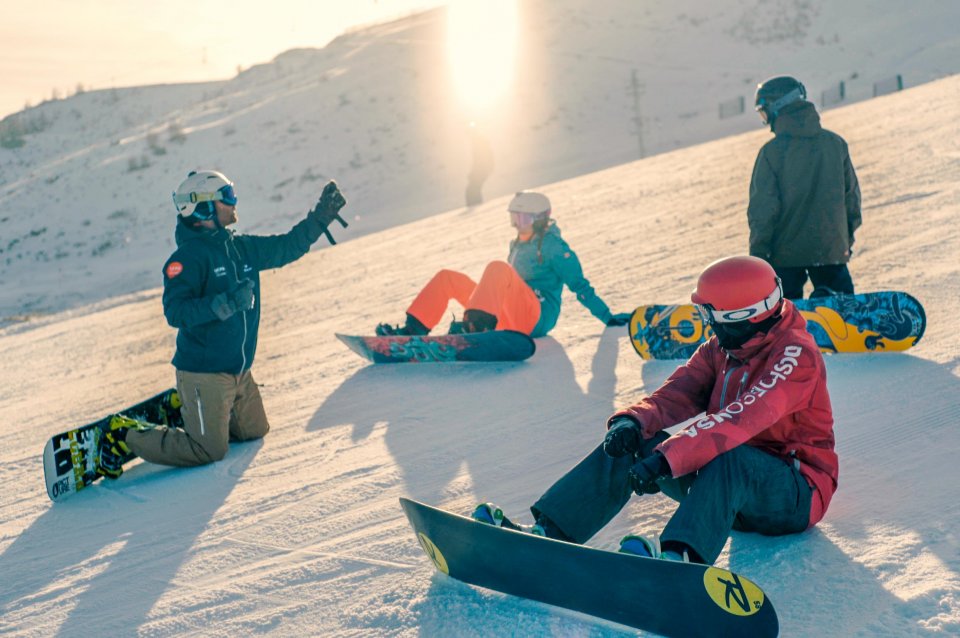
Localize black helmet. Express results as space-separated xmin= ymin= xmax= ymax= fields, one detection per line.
xmin=754 ymin=76 xmax=807 ymax=128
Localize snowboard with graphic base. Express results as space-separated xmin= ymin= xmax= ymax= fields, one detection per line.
xmin=399 ymin=497 xmax=778 ymax=638
xmin=630 ymin=291 xmax=926 ymax=360
xmin=336 ymin=330 xmax=535 ymax=363
xmin=42 ymin=388 xmax=183 ymax=502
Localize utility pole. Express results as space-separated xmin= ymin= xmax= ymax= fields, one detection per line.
xmin=630 ymin=69 xmax=646 ymax=159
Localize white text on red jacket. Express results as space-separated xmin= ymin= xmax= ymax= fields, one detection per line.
xmin=681 ymin=345 xmax=804 ymax=438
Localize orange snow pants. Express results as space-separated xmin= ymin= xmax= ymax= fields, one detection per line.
xmin=407 ymin=261 xmax=541 ymax=334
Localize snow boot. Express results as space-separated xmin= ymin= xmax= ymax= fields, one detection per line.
xmin=809 ymin=286 xmax=838 ymax=298
xmin=472 ymin=503 xmax=545 ymax=536
xmin=462 ymin=309 xmax=498 ymax=333
xmin=97 ymin=414 xmax=148 ymax=479
xmin=618 ymin=534 xmax=660 ymax=558
xmin=375 ymin=313 xmax=430 ymax=337
xmin=447 ymin=314 xmax=466 ymax=335
xmin=620 ymin=535 xmax=692 ymax=562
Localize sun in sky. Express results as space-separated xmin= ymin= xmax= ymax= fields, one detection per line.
xmin=445 ymin=0 xmax=518 ymax=114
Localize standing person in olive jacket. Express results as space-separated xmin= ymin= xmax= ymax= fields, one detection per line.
xmin=97 ymin=170 xmax=347 ymax=477
xmin=748 ymin=76 xmax=862 ymax=299
xmin=375 ymin=191 xmax=630 ymax=337
xmin=474 ymin=257 xmax=838 ymax=566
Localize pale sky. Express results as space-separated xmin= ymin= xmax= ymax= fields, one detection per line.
xmin=0 ymin=0 xmax=448 ymax=119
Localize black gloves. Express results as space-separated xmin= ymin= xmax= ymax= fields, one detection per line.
xmin=211 ymin=279 xmax=255 ymax=321
xmin=308 ymin=181 xmax=348 ymax=244
xmin=606 ymin=312 xmax=631 ymax=327
xmin=605 ymin=417 xmax=670 ymax=495
xmin=628 ymin=452 xmax=670 ymax=495
xmin=603 ymin=417 xmax=643 ymax=458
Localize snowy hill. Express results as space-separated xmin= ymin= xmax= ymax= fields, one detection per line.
xmin=1 ymin=0 xmax=959 ymax=322
xmin=0 ymin=64 xmax=958 ymax=636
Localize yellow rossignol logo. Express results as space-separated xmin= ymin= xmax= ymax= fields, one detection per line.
xmin=703 ymin=567 xmax=764 ymax=616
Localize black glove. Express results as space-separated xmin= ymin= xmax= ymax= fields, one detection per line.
xmin=628 ymin=452 xmax=670 ymax=495
xmin=603 ymin=417 xmax=643 ymax=458
xmin=210 ymin=279 xmax=255 ymax=321
xmin=308 ymin=181 xmax=348 ymax=244
xmin=231 ymin=279 xmax=255 ymax=311
xmin=606 ymin=312 xmax=631 ymax=327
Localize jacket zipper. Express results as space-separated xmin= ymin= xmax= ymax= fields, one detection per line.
xmin=719 ymin=360 xmax=750 ymax=405
xmin=225 ymin=240 xmax=248 ymax=374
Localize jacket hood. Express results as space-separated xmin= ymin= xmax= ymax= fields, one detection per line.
xmin=773 ymin=101 xmax=822 ymax=138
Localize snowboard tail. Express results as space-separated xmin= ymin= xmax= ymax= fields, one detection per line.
xmin=42 ymin=388 xmax=183 ymax=502
xmin=630 ymin=291 xmax=926 ymax=360
xmin=400 ymin=497 xmax=778 ymax=638
xmin=336 ymin=330 xmax=535 ymax=363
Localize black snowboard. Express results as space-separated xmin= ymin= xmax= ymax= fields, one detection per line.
xmin=336 ymin=330 xmax=535 ymax=363
xmin=400 ymin=497 xmax=778 ymax=638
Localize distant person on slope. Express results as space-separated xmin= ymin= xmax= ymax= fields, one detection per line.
xmin=375 ymin=191 xmax=630 ymax=337
xmin=474 ymin=256 xmax=838 ymax=566
xmin=747 ymin=75 xmax=862 ymax=299
xmin=97 ymin=170 xmax=347 ymax=477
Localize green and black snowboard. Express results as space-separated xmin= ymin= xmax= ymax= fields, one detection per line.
xmin=42 ymin=388 xmax=183 ymax=502
xmin=400 ymin=497 xmax=778 ymax=638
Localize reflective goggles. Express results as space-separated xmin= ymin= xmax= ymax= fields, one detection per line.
xmin=218 ymin=184 xmax=237 ymax=205
xmin=755 ymin=87 xmax=804 ymax=124
xmin=696 ymin=281 xmax=783 ymax=324
xmin=510 ymin=211 xmax=539 ymax=227
xmin=172 ymin=183 xmax=237 ymax=209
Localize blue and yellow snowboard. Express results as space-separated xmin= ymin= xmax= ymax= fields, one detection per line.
xmin=629 ymin=291 xmax=926 ymax=360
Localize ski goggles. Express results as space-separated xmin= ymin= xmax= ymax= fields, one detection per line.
xmin=510 ymin=211 xmax=540 ymax=227
xmin=696 ymin=281 xmax=783 ymax=324
xmin=755 ymin=87 xmax=805 ymax=124
xmin=172 ymin=183 xmax=237 ymax=210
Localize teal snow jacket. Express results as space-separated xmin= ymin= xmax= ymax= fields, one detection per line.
xmin=508 ymin=222 xmax=612 ymax=337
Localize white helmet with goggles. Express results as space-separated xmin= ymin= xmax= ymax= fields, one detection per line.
xmin=172 ymin=170 xmax=237 ymax=223
xmin=508 ymin=191 xmax=551 ymax=229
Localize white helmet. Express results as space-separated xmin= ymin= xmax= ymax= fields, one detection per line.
xmin=508 ymin=191 xmax=551 ymax=217
xmin=172 ymin=170 xmax=236 ymax=222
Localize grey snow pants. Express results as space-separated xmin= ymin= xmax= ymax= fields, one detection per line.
xmin=531 ymin=434 xmax=812 ymax=565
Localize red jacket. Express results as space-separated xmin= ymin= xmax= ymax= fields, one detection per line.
xmin=611 ymin=301 xmax=838 ymax=527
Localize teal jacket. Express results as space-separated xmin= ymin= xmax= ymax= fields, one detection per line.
xmin=508 ymin=222 xmax=612 ymax=337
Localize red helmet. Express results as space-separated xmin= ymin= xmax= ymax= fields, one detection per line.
xmin=691 ymin=256 xmax=783 ymax=324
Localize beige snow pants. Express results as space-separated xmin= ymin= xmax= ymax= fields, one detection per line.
xmin=126 ymin=369 xmax=269 ymax=467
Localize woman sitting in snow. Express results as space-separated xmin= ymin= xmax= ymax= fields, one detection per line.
xmin=375 ymin=191 xmax=630 ymax=337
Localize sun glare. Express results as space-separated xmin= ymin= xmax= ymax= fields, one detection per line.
xmin=446 ymin=0 xmax=518 ymax=113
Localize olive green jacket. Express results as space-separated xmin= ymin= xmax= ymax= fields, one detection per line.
xmin=747 ymin=101 xmax=861 ymax=267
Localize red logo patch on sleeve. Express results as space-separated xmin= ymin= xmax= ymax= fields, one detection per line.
xmin=166 ymin=261 xmax=184 ymax=278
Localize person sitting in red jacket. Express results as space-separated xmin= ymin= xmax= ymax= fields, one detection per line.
xmin=474 ymin=255 xmax=838 ymax=565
